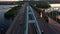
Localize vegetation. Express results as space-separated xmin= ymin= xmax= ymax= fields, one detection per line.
xmin=4 ymin=6 xmax=21 ymax=19
xmin=36 ymin=2 xmax=51 ymax=9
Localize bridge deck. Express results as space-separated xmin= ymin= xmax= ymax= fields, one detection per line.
xmin=6 ymin=3 xmax=60 ymax=34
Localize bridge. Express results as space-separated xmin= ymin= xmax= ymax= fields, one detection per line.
xmin=5 ymin=3 xmax=60 ymax=34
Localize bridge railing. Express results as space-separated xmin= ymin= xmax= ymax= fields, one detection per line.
xmin=46 ymin=9 xmax=60 ymax=23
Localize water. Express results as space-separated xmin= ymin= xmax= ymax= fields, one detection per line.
xmin=0 ymin=5 xmax=17 ymax=34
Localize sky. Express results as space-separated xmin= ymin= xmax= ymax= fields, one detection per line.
xmin=0 ymin=0 xmax=23 ymax=1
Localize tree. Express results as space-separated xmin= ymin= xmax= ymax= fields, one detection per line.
xmin=36 ymin=2 xmax=51 ymax=9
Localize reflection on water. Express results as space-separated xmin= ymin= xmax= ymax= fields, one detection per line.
xmin=0 ymin=5 xmax=17 ymax=34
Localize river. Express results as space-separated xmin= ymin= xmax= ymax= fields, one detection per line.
xmin=0 ymin=5 xmax=17 ymax=34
